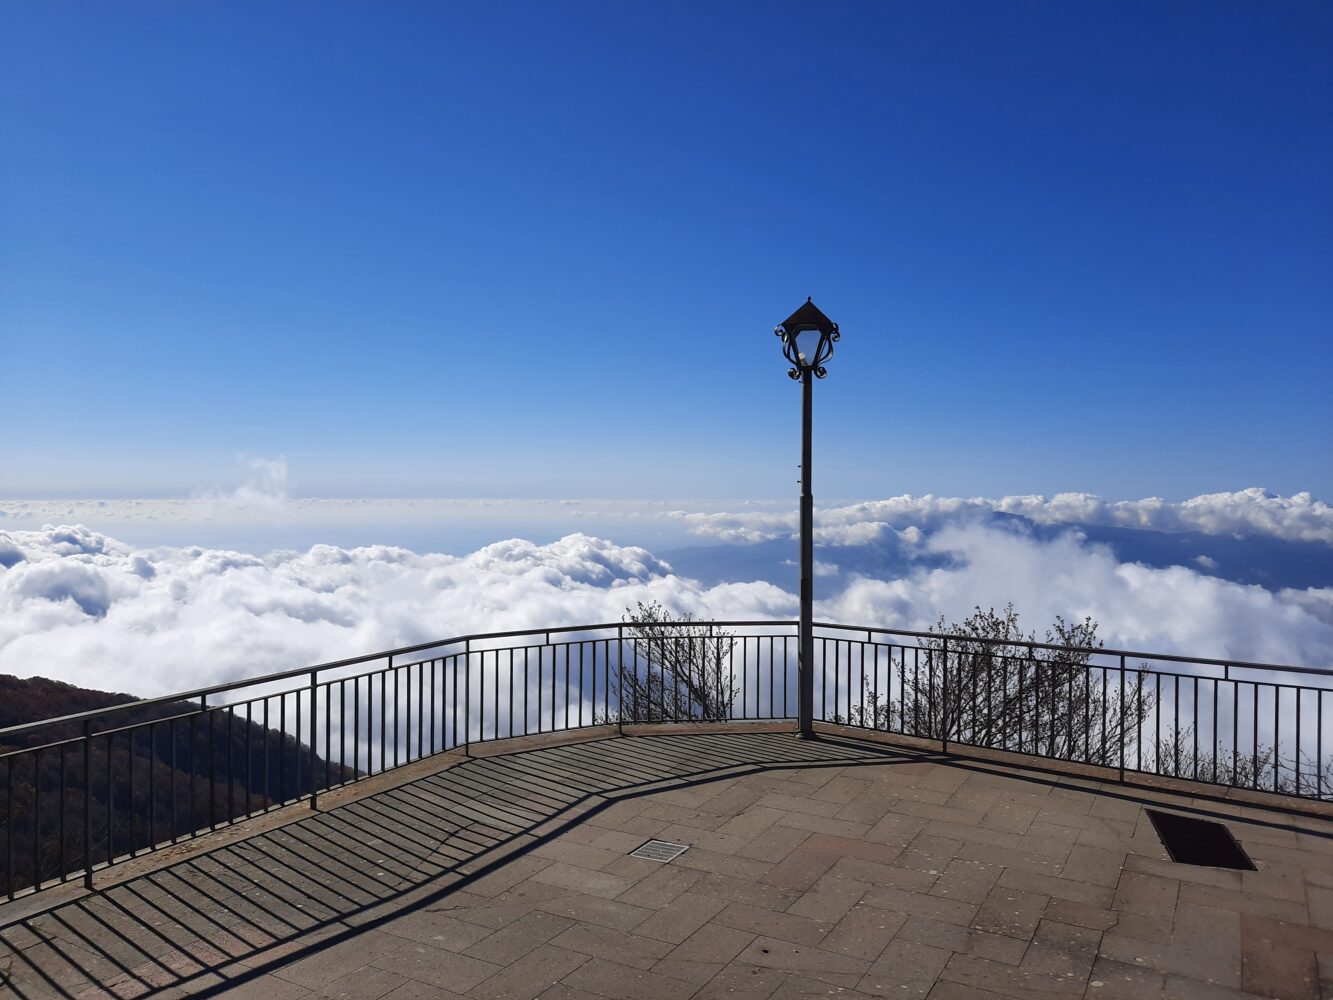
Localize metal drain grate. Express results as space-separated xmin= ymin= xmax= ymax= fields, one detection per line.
xmin=630 ymin=839 xmax=690 ymax=862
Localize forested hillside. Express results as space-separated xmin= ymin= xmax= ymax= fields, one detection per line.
xmin=1 ymin=674 xmax=356 ymax=897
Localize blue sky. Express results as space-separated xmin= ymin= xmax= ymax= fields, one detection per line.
xmin=2 ymin=2 xmax=1330 ymax=501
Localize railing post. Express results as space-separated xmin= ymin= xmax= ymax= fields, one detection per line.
xmin=941 ymin=636 xmax=949 ymax=754
xmin=309 ymin=670 xmax=318 ymax=810
xmin=1118 ymin=654 xmax=1126 ymax=783
xmin=617 ymin=626 xmax=625 ymax=736
xmin=463 ymin=640 xmax=471 ymax=757
xmin=83 ymin=719 xmax=93 ymax=890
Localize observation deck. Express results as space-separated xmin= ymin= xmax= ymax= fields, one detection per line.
xmin=3 ymin=621 xmax=1333 ymax=999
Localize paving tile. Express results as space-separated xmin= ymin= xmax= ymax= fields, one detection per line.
xmin=382 ymin=909 xmax=496 ymax=950
xmin=531 ymin=839 xmax=634 ymax=872
xmin=273 ymin=931 xmax=404 ymax=989
xmin=658 ymin=823 xmax=757 ymax=857
xmin=1060 ymin=845 xmax=1126 ymax=887
xmin=770 ymin=974 xmax=880 ymax=998
xmin=1242 ymin=859 xmax=1309 ymax=902
xmin=382 ymin=982 xmax=469 ymax=1000
xmin=532 ymin=987 xmax=607 ymax=1000
xmin=859 ymin=883 xmax=979 ymax=927
xmin=1044 ymin=898 xmax=1119 ymax=932
xmin=760 ymin=845 xmax=839 ymax=892
xmin=586 ymin=828 xmax=654 ymax=854
xmin=787 ymin=871 xmax=868 ymax=923
xmin=533 ymin=891 xmax=653 ymax=932
xmin=895 ymin=800 xmax=989 ymax=828
xmin=1159 ymin=973 xmax=1276 ymax=999
xmin=895 ymin=835 xmax=965 ymax=873
xmin=1306 ymin=884 xmax=1333 ymax=931
xmin=717 ymin=806 xmax=791 ymax=839
xmin=559 ymin=956 xmax=698 ymax=1000
xmin=734 ymin=824 xmax=814 ymax=863
xmin=804 ymin=833 xmax=907 ymax=867
xmin=1169 ymin=901 xmax=1242 ymax=987
xmin=652 ymin=923 xmax=756 ymax=985
xmin=314 ymin=964 xmax=410 ymax=999
xmin=662 ymin=922 xmax=756 ymax=965
xmin=675 ymin=846 xmax=773 ymax=881
xmin=1112 ymin=872 xmax=1179 ymax=940
xmin=714 ymin=902 xmax=831 ymax=947
xmin=548 ymin=924 xmax=672 ymax=970
xmin=465 ymin=911 xmax=575 ymax=966
xmin=930 ymin=859 xmax=1002 ymax=904
xmin=1122 ymin=853 xmax=1242 ymax=889
xmin=1178 ymin=881 xmax=1309 ymax=923
xmin=610 ymin=864 xmax=703 ymax=912
xmin=690 ymin=962 xmax=787 ymax=999
xmin=467 ymin=943 xmax=588 ymax=1000
xmin=997 ymin=866 xmax=1113 ymax=907
xmin=592 ymin=854 xmax=660 ymax=881
xmin=955 ymin=839 xmax=1065 ymax=876
xmin=776 ymin=811 xmax=875 ymax=841
xmin=893 ymin=916 xmax=1027 ymax=966
xmin=979 ymin=802 xmax=1040 ymax=837
xmin=528 ymin=863 xmax=638 ymax=900
xmin=925 ymin=983 xmax=1023 ymax=1000
xmin=633 ymin=889 xmax=728 ymax=944
xmin=1084 ymin=956 xmax=1165 ymax=1000
xmin=860 ymin=939 xmax=951 ymax=998
xmin=1240 ymin=912 xmax=1321 ymax=1000
xmin=1021 ymin=919 xmax=1101 ymax=978
xmin=832 ymin=859 xmax=939 ymax=893
xmin=938 ymin=953 xmax=1085 ymax=998
xmin=209 ymin=973 xmax=317 ymax=1000
xmin=370 ymin=942 xmax=500 ymax=994
xmin=970 ymin=886 xmax=1049 ymax=940
xmin=690 ymin=874 xmax=804 ymax=912
xmin=836 ymin=793 xmax=901 ymax=828
xmin=864 ymin=812 xmax=931 ymax=847
xmin=437 ymin=884 xmax=567 ymax=930
xmin=820 ymin=903 xmax=907 ymax=960
xmin=734 ymin=935 xmax=869 ymax=988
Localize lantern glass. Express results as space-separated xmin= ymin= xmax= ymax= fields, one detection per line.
xmin=793 ymin=329 xmax=824 ymax=366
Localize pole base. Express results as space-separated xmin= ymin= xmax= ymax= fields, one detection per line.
xmin=795 ymin=729 xmax=819 ymax=741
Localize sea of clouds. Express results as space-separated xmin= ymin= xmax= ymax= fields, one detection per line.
xmin=671 ymin=487 xmax=1333 ymax=545
xmin=1 ymin=486 xmax=1330 ymax=699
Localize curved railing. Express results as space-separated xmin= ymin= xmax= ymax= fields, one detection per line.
xmin=2 ymin=619 xmax=1330 ymax=900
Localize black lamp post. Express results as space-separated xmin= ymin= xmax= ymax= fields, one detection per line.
xmin=775 ymin=298 xmax=839 ymax=740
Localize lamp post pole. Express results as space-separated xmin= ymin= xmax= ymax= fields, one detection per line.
xmin=798 ymin=366 xmax=815 ymax=739
xmin=774 ymin=298 xmax=839 ymax=741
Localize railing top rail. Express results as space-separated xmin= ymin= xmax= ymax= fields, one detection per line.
xmin=3 ymin=618 xmax=1328 ymax=741
xmin=810 ymin=622 xmax=1333 ymax=678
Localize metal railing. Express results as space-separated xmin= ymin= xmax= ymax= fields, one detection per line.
xmin=2 ymin=619 xmax=1330 ymax=900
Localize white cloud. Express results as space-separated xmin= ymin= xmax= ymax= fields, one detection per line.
xmin=0 ymin=526 xmax=793 ymax=696
xmin=676 ymin=488 xmax=1333 ymax=545
xmin=1 ymin=518 xmax=1329 ymax=705
xmin=822 ymin=522 xmax=1333 ymax=667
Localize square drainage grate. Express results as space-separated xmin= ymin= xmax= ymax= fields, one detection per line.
xmin=1147 ymin=809 xmax=1255 ymax=870
xmin=630 ymin=839 xmax=690 ymax=862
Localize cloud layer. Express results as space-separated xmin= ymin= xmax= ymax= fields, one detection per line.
xmin=1 ymin=518 xmax=1330 ymax=701
xmin=0 ymin=526 xmax=791 ymax=696
xmin=674 ymin=488 xmax=1333 ymax=546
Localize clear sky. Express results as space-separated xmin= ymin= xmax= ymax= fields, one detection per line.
xmin=2 ymin=2 xmax=1329 ymax=501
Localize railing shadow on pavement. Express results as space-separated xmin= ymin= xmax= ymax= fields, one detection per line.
xmin=0 ymin=730 xmax=938 ymax=999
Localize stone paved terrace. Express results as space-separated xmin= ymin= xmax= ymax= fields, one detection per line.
xmin=3 ymin=728 xmax=1333 ymax=1000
